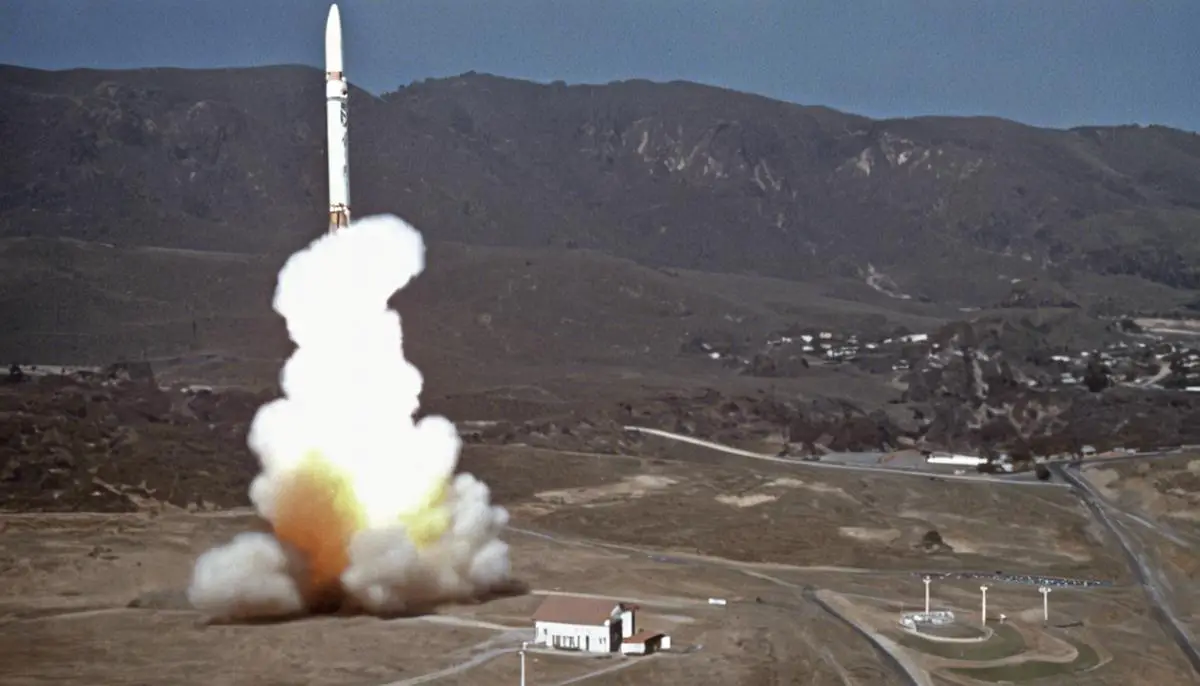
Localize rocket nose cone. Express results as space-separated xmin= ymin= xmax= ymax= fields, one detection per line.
xmin=325 ymin=4 xmax=344 ymax=72
xmin=326 ymin=4 xmax=342 ymax=37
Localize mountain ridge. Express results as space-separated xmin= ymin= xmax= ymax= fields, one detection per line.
xmin=5 ymin=64 xmax=1200 ymax=456
xmin=3 ymin=63 xmax=1200 ymax=313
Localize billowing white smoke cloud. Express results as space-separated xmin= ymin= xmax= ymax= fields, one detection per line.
xmin=187 ymin=215 xmax=511 ymax=621
xmin=188 ymin=533 xmax=305 ymax=620
xmin=341 ymin=473 xmax=512 ymax=615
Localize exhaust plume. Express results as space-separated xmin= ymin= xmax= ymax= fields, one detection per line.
xmin=188 ymin=215 xmax=511 ymax=620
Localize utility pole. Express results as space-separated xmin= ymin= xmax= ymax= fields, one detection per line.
xmin=922 ymin=576 xmax=932 ymax=614
xmin=1038 ymin=586 xmax=1051 ymax=624
xmin=519 ymin=641 xmax=528 ymax=686
xmin=980 ymin=585 xmax=989 ymax=626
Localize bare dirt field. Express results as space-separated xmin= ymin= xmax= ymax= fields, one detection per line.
xmin=0 ymin=510 xmax=909 ymax=685
xmin=1082 ymin=455 xmax=1200 ymax=642
xmin=3 ymin=376 xmax=1197 ymax=684
xmin=470 ymin=442 xmax=1126 ymax=579
xmin=1083 ymin=455 xmax=1200 ymax=538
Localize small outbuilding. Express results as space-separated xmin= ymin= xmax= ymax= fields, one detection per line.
xmin=619 ymin=630 xmax=672 ymax=656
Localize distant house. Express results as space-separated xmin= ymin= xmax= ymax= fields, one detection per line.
xmin=925 ymin=453 xmax=986 ymax=467
xmin=532 ymin=596 xmax=635 ymax=654
xmin=531 ymin=596 xmax=671 ymax=656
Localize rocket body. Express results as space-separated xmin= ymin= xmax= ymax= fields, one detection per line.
xmin=325 ymin=4 xmax=351 ymax=232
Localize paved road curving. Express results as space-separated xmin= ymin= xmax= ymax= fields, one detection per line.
xmin=625 ymin=426 xmax=1065 ymax=487
xmin=804 ymin=588 xmax=928 ymax=686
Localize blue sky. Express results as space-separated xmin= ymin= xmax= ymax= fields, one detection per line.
xmin=3 ymin=0 xmax=1198 ymax=132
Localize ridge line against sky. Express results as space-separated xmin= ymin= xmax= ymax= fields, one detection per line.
xmin=2 ymin=0 xmax=1198 ymax=133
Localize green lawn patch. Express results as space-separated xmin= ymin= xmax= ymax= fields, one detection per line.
xmin=897 ymin=623 xmax=1025 ymax=661
xmin=949 ymin=634 xmax=1101 ymax=682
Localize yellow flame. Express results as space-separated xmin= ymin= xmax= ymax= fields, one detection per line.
xmin=397 ymin=479 xmax=450 ymax=548
xmin=270 ymin=449 xmax=452 ymax=603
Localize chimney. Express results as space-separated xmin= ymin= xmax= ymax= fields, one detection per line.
xmin=620 ymin=605 xmax=635 ymax=638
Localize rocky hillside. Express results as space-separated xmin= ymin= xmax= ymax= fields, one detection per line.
xmin=0 ymin=367 xmax=267 ymax=512
xmin=6 ymin=64 xmax=1200 ymax=457
xmin=3 ymin=65 xmax=1200 ymax=311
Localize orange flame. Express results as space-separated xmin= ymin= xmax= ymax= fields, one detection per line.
xmin=270 ymin=451 xmax=365 ymax=607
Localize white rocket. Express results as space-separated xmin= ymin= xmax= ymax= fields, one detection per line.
xmin=324 ymin=4 xmax=350 ymax=232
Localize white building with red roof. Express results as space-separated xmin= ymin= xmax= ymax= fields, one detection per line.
xmin=530 ymin=596 xmax=670 ymax=655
